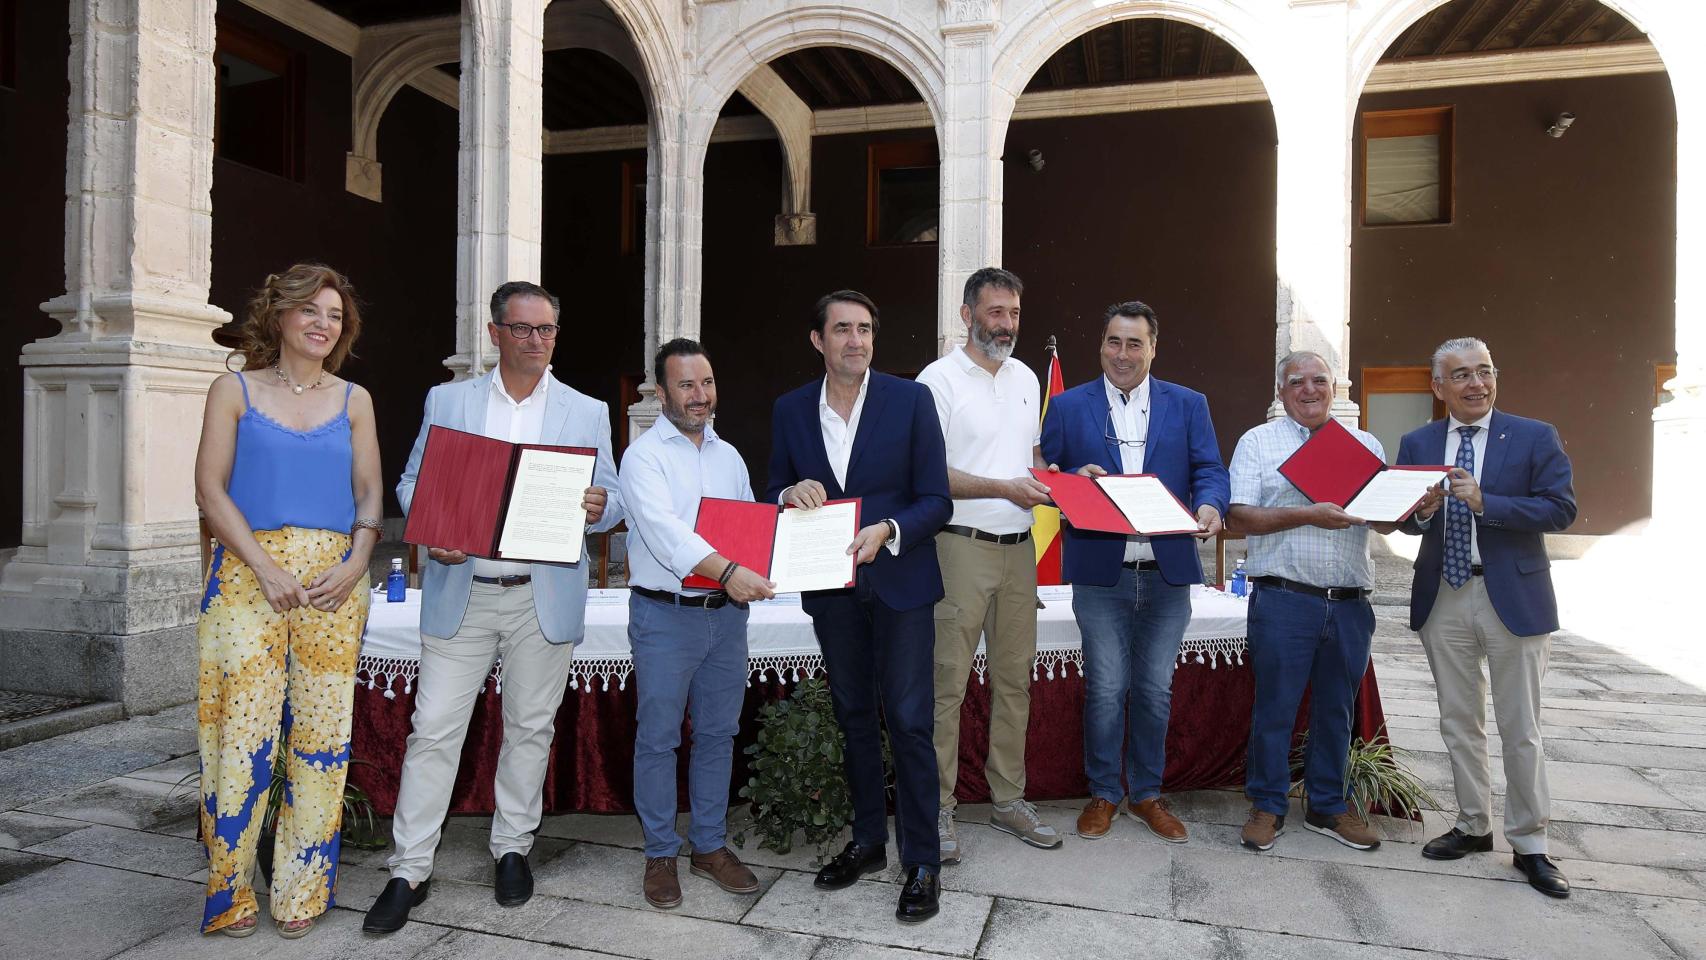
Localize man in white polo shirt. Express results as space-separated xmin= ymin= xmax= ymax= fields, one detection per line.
xmin=917 ymin=267 xmax=1060 ymax=863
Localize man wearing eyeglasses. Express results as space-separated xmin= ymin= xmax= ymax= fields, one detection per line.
xmin=1396 ymin=337 xmax=1577 ymax=899
xmin=1039 ymin=301 xmax=1228 ymax=843
xmin=368 ymin=281 xmax=623 ymax=933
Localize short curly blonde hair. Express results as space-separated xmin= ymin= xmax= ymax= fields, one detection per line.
xmin=233 ymin=263 xmax=363 ymax=373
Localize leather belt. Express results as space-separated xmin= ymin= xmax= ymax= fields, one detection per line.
xmin=472 ymin=575 xmax=532 ymax=587
xmin=942 ymin=524 xmax=1031 ymax=545
xmin=1252 ymin=575 xmax=1369 ymax=602
xmin=1469 ymin=564 xmax=1485 ymax=576
xmin=1121 ymin=560 xmax=1161 ymax=571
xmin=631 ymin=585 xmax=748 ymax=610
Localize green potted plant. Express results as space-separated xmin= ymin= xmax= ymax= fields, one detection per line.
xmin=1289 ymin=725 xmax=1438 ymax=836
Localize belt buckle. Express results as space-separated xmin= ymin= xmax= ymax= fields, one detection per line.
xmin=704 ymin=593 xmax=727 ymax=609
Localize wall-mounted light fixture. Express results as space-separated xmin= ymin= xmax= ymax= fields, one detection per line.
xmin=1026 ymin=149 xmax=1045 ymax=172
xmin=1545 ymin=112 xmax=1576 ymax=138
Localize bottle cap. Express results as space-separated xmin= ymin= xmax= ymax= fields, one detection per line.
xmin=391 ymin=557 xmax=403 ymax=569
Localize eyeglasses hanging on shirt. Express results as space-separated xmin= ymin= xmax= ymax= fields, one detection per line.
xmin=1103 ymin=398 xmax=1148 ymax=450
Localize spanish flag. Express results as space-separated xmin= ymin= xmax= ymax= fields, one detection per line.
xmin=1033 ymin=345 xmax=1066 ymax=585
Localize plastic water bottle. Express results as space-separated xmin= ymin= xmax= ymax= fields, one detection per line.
xmin=1230 ymin=558 xmax=1248 ymax=598
xmin=386 ymin=557 xmax=407 ymax=602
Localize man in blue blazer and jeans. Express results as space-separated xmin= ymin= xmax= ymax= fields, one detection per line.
xmin=768 ymin=289 xmax=951 ymax=923
xmin=1040 ymin=301 xmax=1228 ymax=843
xmin=1397 ymin=337 xmax=1577 ymax=899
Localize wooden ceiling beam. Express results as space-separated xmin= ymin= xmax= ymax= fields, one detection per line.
xmin=1519 ymin=0 xmax=1577 ymax=47
xmin=1437 ymin=0 xmax=1493 ymax=55
xmin=1120 ymin=20 xmax=1140 ymax=82
xmin=822 ymin=47 xmax=876 ymax=104
xmin=1561 ymin=5 xmax=1608 ymax=45
xmin=1396 ymin=7 xmax=1443 ymax=58
xmin=1045 ymin=50 xmax=1066 ymax=87
xmin=1197 ymin=32 xmax=1216 ymax=76
xmin=1473 ymin=0 xmax=1534 ymax=51
xmin=787 ymin=51 xmax=844 ymax=107
xmin=1158 ymin=20 xmax=1178 ymax=79
xmin=1606 ymin=19 xmax=1642 ymax=43
xmin=1082 ymin=33 xmax=1102 ymax=85
xmin=866 ymin=58 xmax=910 ymax=102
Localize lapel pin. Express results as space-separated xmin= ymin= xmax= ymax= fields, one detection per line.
xmin=1499 ymin=433 xmax=1506 ymax=440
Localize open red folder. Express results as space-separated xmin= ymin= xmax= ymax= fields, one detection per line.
xmin=683 ymin=497 xmax=861 ymax=592
xmin=402 ymin=425 xmax=596 ymax=562
xmin=1276 ymin=418 xmax=1448 ymax=522
xmin=1030 ymin=469 xmax=1199 ymax=536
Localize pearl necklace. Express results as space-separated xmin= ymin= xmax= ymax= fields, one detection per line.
xmin=274 ymin=363 xmax=325 ymax=395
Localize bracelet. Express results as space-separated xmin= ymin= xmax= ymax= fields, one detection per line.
xmin=352 ymin=517 xmax=383 ymax=534
xmin=718 ymin=560 xmax=740 ymax=586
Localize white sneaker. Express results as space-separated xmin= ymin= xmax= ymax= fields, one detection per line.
xmin=938 ymin=806 xmax=961 ymax=864
xmin=990 ymin=799 xmax=1063 ymax=849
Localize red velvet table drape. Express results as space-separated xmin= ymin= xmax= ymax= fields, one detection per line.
xmin=349 ymin=660 xmax=1387 ymax=815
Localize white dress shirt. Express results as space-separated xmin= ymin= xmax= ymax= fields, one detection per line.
xmin=1105 ymin=375 xmax=1154 ymax=563
xmin=620 ymin=414 xmax=755 ymax=593
xmin=1229 ymin=416 xmax=1383 ymax=589
xmin=473 ymin=369 xmax=551 ymax=579
xmin=1426 ymin=409 xmax=1493 ymax=564
xmin=790 ymin=370 xmax=900 ymax=556
xmin=916 ymin=348 xmax=1040 ymax=534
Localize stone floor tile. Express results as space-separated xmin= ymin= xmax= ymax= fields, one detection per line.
xmin=537 ymin=811 xmax=647 ymax=848
xmin=1170 ymin=844 xmax=1674 ymax=959
xmin=60 ymin=718 xmax=198 ymax=760
xmin=1636 ymin=769 xmax=1706 ymax=811
xmin=530 ymin=840 xmax=779 ymax=922
xmin=110 ymin=905 xmax=450 ymax=959
xmin=26 ymin=823 xmax=206 ymax=879
xmin=1581 ymin=728 xmax=1706 ymax=750
xmin=742 ymin=871 xmax=990 ymax=957
xmin=422 ymin=818 xmax=574 ymax=887
xmin=811 ymin=938 xmax=958 ymax=960
xmin=974 ymin=899 xmax=1225 ymax=960
xmin=125 ymin=754 xmax=200 ymax=785
xmin=129 ymin=703 xmax=200 ymax=731
xmin=0 ymin=757 xmax=121 ymax=811
xmin=1629 ymin=894 xmax=1706 ymax=960
xmin=939 ymin=814 xmax=1173 ymax=918
xmin=412 ymin=929 xmax=612 ymax=960
xmin=727 ymin=819 xmax=856 ymax=874
xmin=22 ymin=775 xmax=199 ymax=838
xmin=1551 ymin=819 xmax=1706 ymax=870
xmin=328 ymin=859 xmax=396 ymax=913
xmin=0 ymin=848 xmax=61 ymax=886
xmin=0 ymin=811 xmax=88 ymax=851
xmin=531 ymin=895 xmax=820 ymax=960
xmin=1226 ymin=926 xmax=1469 ymax=959
xmin=0 ymin=735 xmax=172 ymax=777
xmin=397 ymin=876 xmax=575 ymax=940
xmin=0 ymin=861 xmax=199 ymax=960
xmin=1550 ymin=798 xmax=1706 ymax=833
xmin=1548 ymin=738 xmax=1706 ymax=773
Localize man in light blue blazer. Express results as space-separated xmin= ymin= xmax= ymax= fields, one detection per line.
xmin=365 ymin=282 xmax=623 ymax=933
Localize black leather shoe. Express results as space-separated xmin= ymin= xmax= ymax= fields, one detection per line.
xmin=895 ymin=866 xmax=940 ymax=923
xmin=363 ymin=878 xmax=430 ymax=934
xmin=1513 ymin=853 xmax=1570 ymax=899
xmin=1422 ymin=827 xmax=1494 ymax=861
xmin=814 ymin=841 xmax=887 ymax=890
xmin=495 ymin=852 xmax=533 ymax=907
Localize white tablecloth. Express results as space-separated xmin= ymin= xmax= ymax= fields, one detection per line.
xmin=358 ymin=584 xmax=1249 ymax=696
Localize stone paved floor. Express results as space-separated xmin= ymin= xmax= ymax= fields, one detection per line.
xmin=2 ymin=554 xmax=1702 ymax=959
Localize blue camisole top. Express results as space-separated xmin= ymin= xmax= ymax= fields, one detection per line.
xmin=225 ymin=372 xmax=357 ymax=534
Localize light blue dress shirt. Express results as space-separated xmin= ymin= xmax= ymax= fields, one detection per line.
xmin=619 ymin=415 xmax=756 ymax=593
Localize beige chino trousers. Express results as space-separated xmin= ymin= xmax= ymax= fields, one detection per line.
xmin=933 ymin=532 xmax=1039 ymax=808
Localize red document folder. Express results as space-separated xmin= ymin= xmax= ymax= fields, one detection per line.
xmin=682 ymin=497 xmax=861 ymax=590
xmin=1276 ymin=418 xmax=1445 ymax=520
xmin=402 ymin=425 xmax=595 ymax=560
xmin=1031 ymin=469 xmax=1199 ymax=536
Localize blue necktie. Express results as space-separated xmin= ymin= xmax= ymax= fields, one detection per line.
xmin=1443 ymin=425 xmax=1478 ymax=588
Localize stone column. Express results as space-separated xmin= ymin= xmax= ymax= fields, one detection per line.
xmin=936 ymin=0 xmax=1005 ymax=356
xmin=629 ymin=97 xmax=699 ymax=439
xmin=1652 ymin=57 xmax=1704 ymax=535
xmin=1268 ymin=3 xmax=1360 ymax=425
xmin=0 ymin=0 xmax=230 ymax=712
xmin=445 ymin=0 xmax=547 ymax=379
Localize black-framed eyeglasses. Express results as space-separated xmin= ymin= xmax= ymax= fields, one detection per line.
xmin=494 ymin=321 xmax=560 ymax=341
xmin=1104 ymin=405 xmax=1146 ymax=449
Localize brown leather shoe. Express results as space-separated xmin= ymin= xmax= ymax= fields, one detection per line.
xmin=643 ymin=856 xmax=682 ymax=909
xmin=1125 ymin=796 xmax=1188 ymax=843
xmin=689 ymin=847 xmax=760 ymax=894
xmin=1077 ymin=797 xmax=1120 ymax=839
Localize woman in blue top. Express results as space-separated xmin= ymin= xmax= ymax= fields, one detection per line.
xmin=192 ymin=263 xmax=383 ymax=939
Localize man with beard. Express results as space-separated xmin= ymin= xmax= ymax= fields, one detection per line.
xmin=768 ymin=290 xmax=951 ymax=922
xmin=916 ymin=268 xmax=1060 ymax=863
xmin=1039 ymin=300 xmax=1227 ymax=843
xmin=619 ymin=338 xmax=775 ymax=910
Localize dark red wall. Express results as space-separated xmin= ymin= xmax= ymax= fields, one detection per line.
xmin=1352 ymin=73 xmax=1677 ymax=534
xmin=1002 ymin=102 xmax=1281 ymax=471
xmin=210 ymin=2 xmax=460 ymax=516
xmin=0 ymin=2 xmax=73 ymax=546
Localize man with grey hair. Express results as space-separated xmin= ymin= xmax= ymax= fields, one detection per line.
xmin=1396 ymin=337 xmax=1576 ymax=898
xmin=917 ymin=267 xmax=1059 ymax=862
xmin=1227 ymin=351 xmax=1389 ymax=854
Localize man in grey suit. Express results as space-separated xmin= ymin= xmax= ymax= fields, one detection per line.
xmin=365 ymin=281 xmax=623 ymax=933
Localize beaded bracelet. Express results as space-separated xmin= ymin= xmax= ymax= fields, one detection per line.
xmin=718 ymin=560 xmax=740 ymax=586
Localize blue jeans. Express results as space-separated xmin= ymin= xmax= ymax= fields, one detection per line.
xmin=629 ymin=594 xmax=750 ymax=858
xmin=1072 ymin=566 xmax=1192 ymax=805
xmin=1244 ymin=583 xmax=1374 ymax=817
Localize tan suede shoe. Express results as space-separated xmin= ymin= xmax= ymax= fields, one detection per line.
xmin=1125 ymin=796 xmax=1188 ymax=843
xmin=643 ymin=856 xmax=682 ymax=908
xmin=689 ymin=847 xmax=760 ymax=894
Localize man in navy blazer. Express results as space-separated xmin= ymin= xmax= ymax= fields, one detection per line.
xmin=1039 ymin=301 xmax=1228 ymax=844
xmin=767 ymin=289 xmax=951 ymax=923
xmin=1397 ymin=337 xmax=1577 ymax=899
